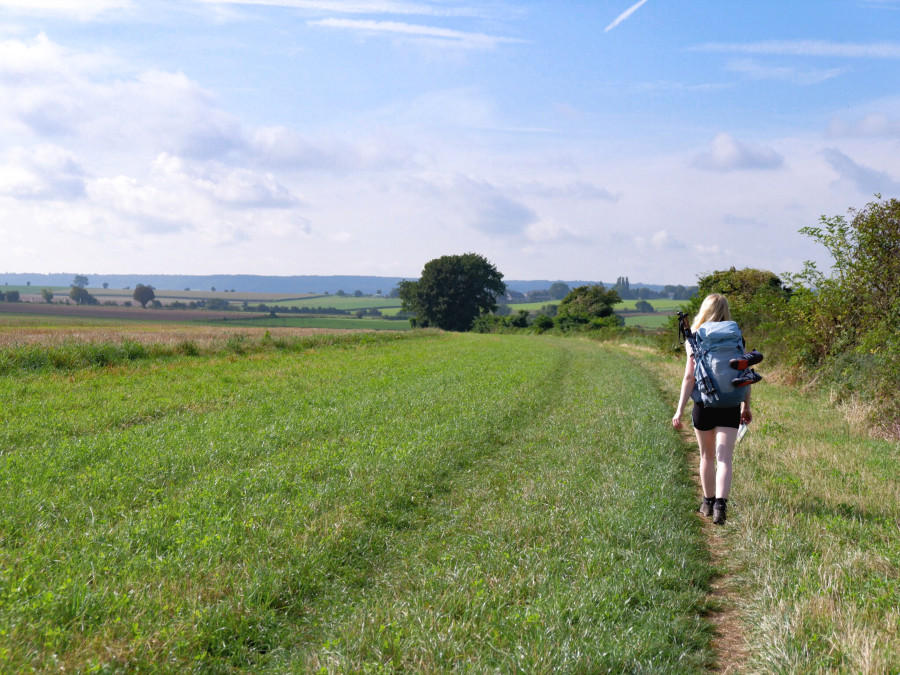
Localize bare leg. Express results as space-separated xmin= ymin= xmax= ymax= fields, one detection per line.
xmin=715 ymin=427 xmax=738 ymax=499
xmin=694 ymin=428 xmax=717 ymax=498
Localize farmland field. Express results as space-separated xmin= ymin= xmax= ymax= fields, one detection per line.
xmin=1 ymin=327 xmax=897 ymax=673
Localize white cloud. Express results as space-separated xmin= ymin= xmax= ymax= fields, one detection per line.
xmin=151 ymin=153 xmax=301 ymax=208
xmin=524 ymin=219 xmax=582 ymax=244
xmin=822 ymin=148 xmax=900 ymax=194
xmin=692 ymin=40 xmax=900 ymax=59
xmin=308 ymin=18 xmax=524 ymax=50
xmin=417 ymin=173 xmax=538 ymax=237
xmin=247 ymin=126 xmax=414 ymax=171
xmin=692 ymin=133 xmax=784 ymax=171
xmin=634 ymin=229 xmax=686 ymax=251
xmin=0 ymin=35 xmax=243 ymax=159
xmin=693 ymin=243 xmax=722 ymax=256
xmin=88 ymin=175 xmax=193 ymax=235
xmin=604 ymin=0 xmax=650 ymax=33
xmin=0 ymin=145 xmax=86 ymax=200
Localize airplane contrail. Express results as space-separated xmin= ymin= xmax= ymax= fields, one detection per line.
xmin=604 ymin=0 xmax=651 ymax=32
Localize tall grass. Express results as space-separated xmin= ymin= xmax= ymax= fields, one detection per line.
xmin=0 ymin=330 xmax=417 ymax=375
xmin=1 ymin=334 xmax=714 ymax=672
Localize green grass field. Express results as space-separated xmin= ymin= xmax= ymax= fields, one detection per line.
xmin=1 ymin=329 xmax=896 ymax=672
xmin=506 ymin=298 xmax=683 ymax=313
xmin=623 ymin=313 xmax=672 ymax=328
xmin=2 ymin=332 xmax=715 ymax=672
xmin=207 ymin=315 xmax=411 ymax=331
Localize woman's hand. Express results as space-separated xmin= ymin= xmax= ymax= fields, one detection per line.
xmin=672 ymin=411 xmax=684 ymax=430
xmin=740 ymin=404 xmax=752 ymax=425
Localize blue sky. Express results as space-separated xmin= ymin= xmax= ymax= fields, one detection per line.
xmin=1 ymin=0 xmax=899 ymax=284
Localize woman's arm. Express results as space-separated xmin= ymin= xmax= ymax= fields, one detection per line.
xmin=741 ymin=383 xmax=752 ymax=424
xmin=672 ymin=352 xmax=696 ymax=430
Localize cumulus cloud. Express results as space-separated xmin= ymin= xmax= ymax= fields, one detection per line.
xmin=0 ymin=35 xmax=243 ymax=159
xmin=0 ymin=145 xmax=86 ymax=200
xmin=822 ymin=148 xmax=900 ymax=194
xmin=87 ymin=164 xmax=311 ymax=242
xmin=692 ymin=133 xmax=783 ymax=171
xmin=0 ymin=33 xmax=413 ymax=175
xmin=151 ymin=153 xmax=301 ymax=208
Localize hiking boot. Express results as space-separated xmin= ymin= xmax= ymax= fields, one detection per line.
xmin=732 ymin=369 xmax=762 ymax=388
xmin=713 ymin=499 xmax=727 ymax=525
xmin=698 ymin=498 xmax=715 ymax=517
xmin=730 ymin=350 xmax=764 ymax=370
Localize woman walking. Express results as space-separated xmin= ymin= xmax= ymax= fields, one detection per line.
xmin=672 ymin=294 xmax=753 ymax=525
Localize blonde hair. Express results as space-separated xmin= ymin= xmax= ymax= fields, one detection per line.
xmin=691 ymin=293 xmax=732 ymax=331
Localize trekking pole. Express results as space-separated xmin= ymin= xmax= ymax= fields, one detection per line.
xmin=677 ymin=311 xmax=717 ymax=399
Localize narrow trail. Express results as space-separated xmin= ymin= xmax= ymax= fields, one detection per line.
xmin=678 ymin=424 xmax=749 ymax=674
xmin=618 ymin=342 xmax=749 ymax=673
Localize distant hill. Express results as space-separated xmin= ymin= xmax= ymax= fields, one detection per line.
xmin=1 ymin=273 xmax=668 ymax=295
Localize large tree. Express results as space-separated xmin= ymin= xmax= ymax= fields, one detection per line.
xmin=400 ymin=253 xmax=506 ymax=331
xmin=133 ymin=284 xmax=156 ymax=308
xmin=69 ymin=286 xmax=97 ymax=305
xmin=548 ymin=282 xmax=570 ymax=300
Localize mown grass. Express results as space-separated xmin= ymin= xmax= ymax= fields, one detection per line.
xmin=1 ymin=333 xmax=714 ymax=672
xmin=633 ymin=343 xmax=900 ymax=674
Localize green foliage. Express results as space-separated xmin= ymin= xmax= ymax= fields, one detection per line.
xmin=548 ymin=281 xmax=570 ymax=300
xmin=634 ymin=299 xmax=654 ymax=313
xmin=509 ymin=309 xmax=530 ymax=328
xmin=205 ymin=297 xmax=230 ymax=311
xmin=775 ymin=196 xmax=900 ymax=421
xmin=656 ymin=267 xmax=790 ymax=355
xmin=132 ymin=283 xmax=156 ymax=308
xmin=71 ymin=274 xmax=89 ymax=288
xmin=787 ymin=196 xmax=900 ymax=359
xmin=400 ymin=253 xmax=506 ymax=331
xmin=69 ymin=286 xmax=98 ymax=305
xmin=556 ymin=284 xmax=621 ymax=325
xmin=533 ymin=313 xmax=554 ymax=332
xmin=40 ymin=288 xmax=54 ymax=303
xmin=681 ymin=267 xmax=789 ymax=331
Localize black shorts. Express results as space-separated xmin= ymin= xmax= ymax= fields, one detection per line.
xmin=692 ymin=401 xmax=741 ymax=431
